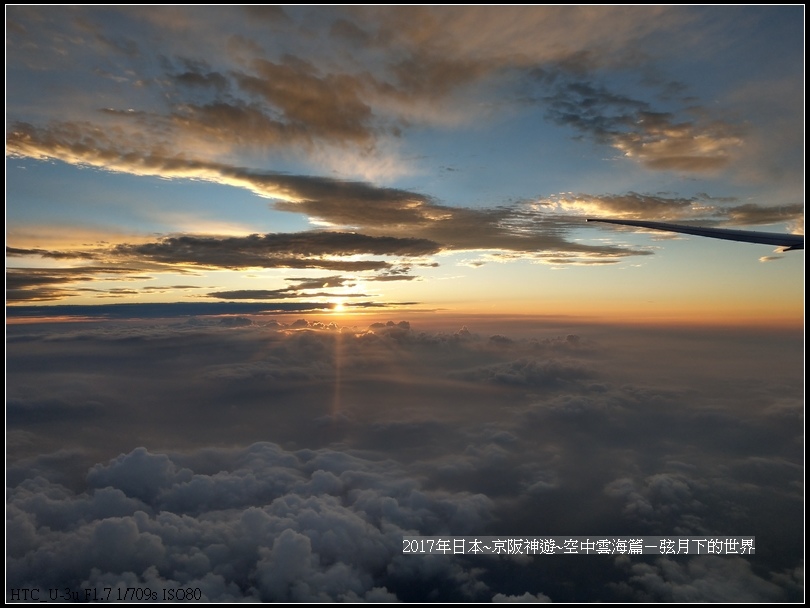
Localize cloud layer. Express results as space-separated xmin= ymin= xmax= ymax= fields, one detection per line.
xmin=7 ymin=315 xmax=804 ymax=601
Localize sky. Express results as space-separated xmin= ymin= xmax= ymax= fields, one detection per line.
xmin=5 ymin=6 xmax=806 ymax=603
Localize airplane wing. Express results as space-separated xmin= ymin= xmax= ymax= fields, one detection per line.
xmin=586 ymin=218 xmax=804 ymax=251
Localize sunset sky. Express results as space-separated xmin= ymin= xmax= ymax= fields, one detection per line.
xmin=6 ymin=5 xmax=804 ymax=326
xmin=5 ymin=6 xmax=805 ymax=603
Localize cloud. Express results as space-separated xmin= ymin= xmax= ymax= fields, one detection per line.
xmin=7 ymin=6 xmax=768 ymax=287
xmin=717 ymin=203 xmax=805 ymax=227
xmin=6 ymin=315 xmax=804 ymax=601
xmin=285 ymin=275 xmax=355 ymax=289
xmin=451 ymin=358 xmax=595 ymax=390
xmin=493 ymin=591 xmax=552 ymax=602
xmin=5 ymin=123 xmax=610 ymax=255
xmin=8 ymin=442 xmax=495 ymax=601
xmin=12 ymin=40 xmax=796 ymax=305
xmin=11 ymin=117 xmax=791 ymax=257
xmin=4 ymin=7 xmax=804 ymax=599
xmin=116 ymin=232 xmax=440 ymax=264
xmin=6 ymin=267 xmax=151 ymax=302
xmin=534 ymin=71 xmax=744 ymax=172
xmin=603 ymin=473 xmax=706 ymax=535
xmin=547 ymin=192 xmax=697 ymax=220
xmin=617 ymin=556 xmax=795 ymax=602
xmin=5 ymin=5 xmax=786 ymax=187
xmin=233 ymin=56 xmax=379 ymax=144
xmin=7 ymin=397 xmax=104 ymax=425
xmin=7 ymin=126 xmax=674 ymax=304
xmin=6 ymin=230 xmax=443 ymax=304
xmin=207 ymin=290 xmax=368 ymax=301
xmin=543 ymin=192 xmax=804 ymax=228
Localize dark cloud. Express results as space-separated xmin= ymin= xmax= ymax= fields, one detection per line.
xmin=389 ymin=51 xmax=495 ymax=99
xmin=8 ymin=442 xmax=495 ymax=601
xmin=141 ymin=285 xmax=202 ymax=292
xmin=329 ymin=18 xmax=374 ymax=47
xmin=5 ymin=302 xmax=335 ymax=319
xmin=6 ymin=5 xmax=762 ymax=294
xmin=207 ymin=290 xmax=368 ymax=301
xmin=234 ymin=56 xmax=378 ymax=144
xmin=241 ymin=5 xmax=290 ymax=24
xmin=285 ymin=275 xmax=355 ymax=290
xmin=6 ymin=267 xmax=150 ymax=302
xmin=173 ymin=69 xmax=230 ymax=92
xmin=367 ymin=274 xmax=418 ymax=282
xmin=535 ymin=71 xmax=744 ymax=172
xmin=576 ymin=192 xmax=696 ymax=219
xmin=115 ymin=232 xmax=440 ymax=268
xmin=451 ymin=358 xmax=595 ymax=390
xmin=7 ymin=6 xmax=692 ymax=180
xmin=7 ymin=397 xmax=104 ymax=425
xmin=168 ymin=101 xmax=302 ymax=149
xmin=7 ymin=246 xmax=100 ymax=260
xmin=493 ymin=591 xmax=552 ymax=602
xmin=615 ymin=556 xmax=796 ymax=602
xmin=6 ymin=316 xmax=803 ymax=601
xmin=717 ymin=203 xmax=805 ymax=227
xmin=5 ymin=230 xmax=440 ymax=303
xmin=549 ymin=191 xmax=803 ymax=232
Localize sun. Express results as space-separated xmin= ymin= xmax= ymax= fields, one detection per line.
xmin=333 ymin=300 xmax=345 ymax=313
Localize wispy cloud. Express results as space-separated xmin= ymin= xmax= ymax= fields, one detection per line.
xmin=6 ymin=267 xmax=152 ymax=302
xmin=6 ymin=6 xmax=741 ymax=175
xmin=534 ymin=71 xmax=744 ymax=172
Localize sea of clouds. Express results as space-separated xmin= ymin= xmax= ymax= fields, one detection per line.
xmin=6 ymin=316 xmax=803 ymax=601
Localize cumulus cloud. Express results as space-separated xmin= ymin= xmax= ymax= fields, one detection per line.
xmin=7 ymin=316 xmax=802 ymax=601
xmin=493 ymin=591 xmax=552 ymax=602
xmin=8 ymin=442 xmax=495 ymax=602
xmin=617 ymin=556 xmax=794 ymax=602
